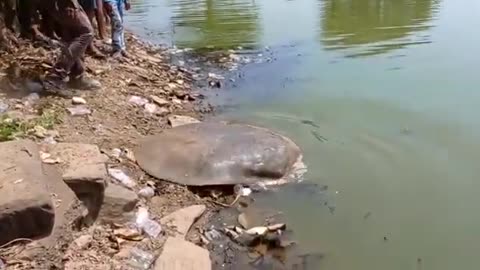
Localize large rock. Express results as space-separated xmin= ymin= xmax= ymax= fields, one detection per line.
xmin=154 ymin=237 xmax=211 ymax=270
xmin=134 ymin=122 xmax=303 ymax=186
xmin=167 ymin=115 xmax=200 ymax=128
xmin=43 ymin=143 xmax=108 ymax=192
xmin=97 ymin=183 xmax=138 ymax=224
xmin=42 ymin=143 xmax=108 ymax=221
xmin=160 ymin=205 xmax=206 ymax=238
xmin=0 ymin=140 xmax=54 ymax=245
xmin=38 ymin=164 xmax=83 ymax=247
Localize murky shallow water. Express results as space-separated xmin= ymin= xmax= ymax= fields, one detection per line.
xmin=127 ymin=0 xmax=480 ymax=269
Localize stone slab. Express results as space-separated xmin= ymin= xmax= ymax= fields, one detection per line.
xmin=0 ymin=140 xmax=54 ymax=245
xmin=167 ymin=115 xmax=200 ymax=128
xmin=38 ymin=164 xmax=83 ymax=248
xmin=154 ymin=237 xmax=211 ymax=270
xmin=160 ymin=205 xmax=206 ymax=238
xmin=97 ymin=183 xmax=138 ymax=224
xmin=42 ymin=143 xmax=108 ymax=212
xmin=44 ymin=143 xmax=108 ymax=188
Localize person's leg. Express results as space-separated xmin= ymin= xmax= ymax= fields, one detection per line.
xmin=95 ymin=0 xmax=106 ymax=39
xmin=38 ymin=1 xmax=59 ymax=40
xmin=17 ymin=0 xmax=32 ymax=38
xmin=104 ymin=0 xmax=123 ymax=53
xmin=45 ymin=9 xmax=94 ymax=90
xmin=117 ymin=0 xmax=125 ymax=50
xmin=4 ymin=0 xmax=16 ymax=31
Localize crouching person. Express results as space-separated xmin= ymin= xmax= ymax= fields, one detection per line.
xmin=44 ymin=0 xmax=101 ymax=92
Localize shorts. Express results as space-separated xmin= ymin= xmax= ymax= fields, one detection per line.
xmin=78 ymin=0 xmax=97 ymax=10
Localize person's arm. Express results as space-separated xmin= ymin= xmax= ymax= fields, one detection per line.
xmin=124 ymin=0 xmax=131 ymax=10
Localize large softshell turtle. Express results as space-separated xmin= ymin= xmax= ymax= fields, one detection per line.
xmin=134 ymin=122 xmax=303 ymax=186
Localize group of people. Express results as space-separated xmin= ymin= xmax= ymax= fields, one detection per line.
xmin=0 ymin=0 xmax=131 ymax=92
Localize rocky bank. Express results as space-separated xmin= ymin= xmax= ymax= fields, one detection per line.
xmin=0 ymin=31 xmax=307 ymax=269
xmin=0 ymin=33 xmax=219 ymax=269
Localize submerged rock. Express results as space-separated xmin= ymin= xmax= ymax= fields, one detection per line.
xmin=134 ymin=122 xmax=304 ymax=186
xmin=167 ymin=115 xmax=200 ymax=127
xmin=160 ymin=205 xmax=206 ymax=238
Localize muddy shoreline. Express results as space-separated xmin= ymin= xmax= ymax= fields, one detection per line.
xmin=0 ymin=29 xmax=309 ymax=269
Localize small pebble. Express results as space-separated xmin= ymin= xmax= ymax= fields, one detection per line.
xmin=72 ymin=97 xmax=87 ymax=105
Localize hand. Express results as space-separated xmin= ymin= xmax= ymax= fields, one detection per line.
xmin=125 ymin=2 xmax=131 ymax=10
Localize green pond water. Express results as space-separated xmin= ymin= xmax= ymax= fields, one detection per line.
xmin=126 ymin=0 xmax=480 ymax=269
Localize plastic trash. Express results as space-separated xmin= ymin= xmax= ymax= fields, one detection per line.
xmin=72 ymin=97 xmax=87 ymax=105
xmin=144 ymin=103 xmax=157 ymax=114
xmin=140 ymin=218 xmax=162 ymax=238
xmin=138 ymin=187 xmax=155 ymax=199
xmin=239 ymin=187 xmax=252 ymax=197
xmin=111 ymin=148 xmax=122 ymax=159
xmin=25 ymin=92 xmax=40 ymax=102
xmin=108 ymin=168 xmax=136 ymax=188
xmin=67 ymin=106 xmax=91 ymax=116
xmin=234 ymin=185 xmax=252 ymax=197
xmin=127 ymin=247 xmax=155 ymax=270
xmin=135 ymin=207 xmax=162 ymax=238
xmin=204 ymin=228 xmax=221 ymax=241
xmin=43 ymin=136 xmax=57 ymax=145
xmin=128 ymin=96 xmax=148 ymax=106
xmin=0 ymin=100 xmax=8 ymax=113
xmin=208 ymin=73 xmax=225 ymax=80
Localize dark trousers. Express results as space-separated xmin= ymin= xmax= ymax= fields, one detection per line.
xmin=0 ymin=0 xmax=16 ymax=31
xmin=53 ymin=8 xmax=94 ymax=78
xmin=17 ymin=0 xmax=57 ymax=40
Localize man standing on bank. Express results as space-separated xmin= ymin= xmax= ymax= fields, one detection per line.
xmin=104 ymin=0 xmax=130 ymax=58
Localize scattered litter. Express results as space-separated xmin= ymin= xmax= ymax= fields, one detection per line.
xmin=139 ymin=218 xmax=162 ymax=238
xmin=144 ymin=103 xmax=157 ymax=114
xmin=114 ymin=228 xmax=143 ymax=241
xmin=111 ymin=148 xmax=122 ymax=159
xmin=236 ymin=186 xmax=252 ymax=197
xmin=204 ymin=228 xmax=222 ymax=241
xmin=136 ymin=207 xmax=149 ymax=225
xmin=108 ymin=168 xmax=136 ymax=188
xmin=128 ymin=96 xmax=148 ymax=106
xmin=208 ymin=73 xmax=224 ymax=80
xmin=0 ymin=101 xmax=8 ymax=113
xmin=72 ymin=97 xmax=87 ymax=105
xmin=138 ymin=187 xmax=155 ymax=199
xmin=43 ymin=136 xmax=57 ymax=145
xmin=40 ymin=151 xmax=62 ymax=164
xmin=13 ymin=179 xmax=23 ymax=184
xmin=135 ymin=207 xmax=162 ymax=238
xmin=24 ymin=93 xmax=40 ymax=106
xmin=67 ymin=106 xmax=92 ymax=116
xmin=127 ymin=247 xmax=155 ymax=270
